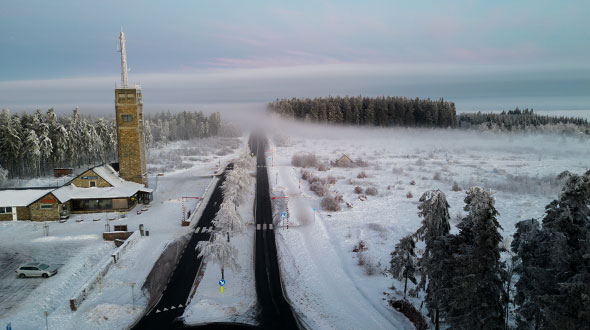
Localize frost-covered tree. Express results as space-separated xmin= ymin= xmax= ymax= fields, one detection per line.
xmin=212 ymin=200 xmax=245 ymax=242
xmin=196 ymin=232 xmax=240 ymax=280
xmin=414 ymin=189 xmax=451 ymax=330
xmin=443 ymin=187 xmax=505 ymax=330
xmin=0 ymin=165 xmax=8 ymax=184
xmin=23 ymin=129 xmax=40 ymax=176
xmin=512 ymin=171 xmax=590 ymax=330
xmin=389 ymin=235 xmax=418 ymax=299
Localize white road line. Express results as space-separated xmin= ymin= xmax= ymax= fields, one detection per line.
xmin=269 ymin=223 xmax=273 ymax=230
xmin=257 ymin=224 xmax=261 ymax=230
xmin=263 ymin=223 xmax=267 ymax=230
xmin=194 ymin=227 xmax=201 ymax=233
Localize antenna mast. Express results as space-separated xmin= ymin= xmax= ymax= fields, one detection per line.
xmin=119 ymin=30 xmax=129 ymax=88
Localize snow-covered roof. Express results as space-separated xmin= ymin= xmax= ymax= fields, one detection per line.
xmin=92 ymin=164 xmax=125 ymax=187
xmin=53 ymin=183 xmax=144 ymax=201
xmin=0 ymin=189 xmax=55 ymax=207
xmin=52 ymin=164 xmax=152 ymax=202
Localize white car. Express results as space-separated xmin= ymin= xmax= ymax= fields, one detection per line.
xmin=15 ymin=263 xmax=58 ymax=278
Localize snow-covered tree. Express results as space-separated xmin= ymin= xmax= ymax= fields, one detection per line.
xmin=389 ymin=235 xmax=418 ymax=299
xmin=443 ymin=187 xmax=505 ymax=330
xmin=23 ymin=129 xmax=40 ymax=176
xmin=196 ymin=232 xmax=240 ymax=280
xmin=212 ymin=200 xmax=245 ymax=242
xmin=512 ymin=171 xmax=590 ymax=329
xmin=414 ymin=189 xmax=451 ymax=330
xmin=0 ymin=165 xmax=8 ymax=184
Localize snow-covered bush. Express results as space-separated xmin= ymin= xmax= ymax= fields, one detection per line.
xmin=354 ymin=186 xmax=363 ymax=194
xmin=409 ymin=180 xmax=416 ymax=186
xmin=301 ymin=170 xmax=313 ymax=181
xmin=433 ymin=171 xmax=442 ymax=181
xmin=317 ymin=162 xmax=330 ymax=171
xmin=365 ymin=187 xmax=378 ymax=196
xmin=327 ymin=175 xmax=337 ymax=184
xmin=291 ymin=152 xmax=319 ymax=168
xmin=321 ymin=195 xmax=341 ymax=211
xmin=415 ymin=158 xmax=426 ymax=166
xmin=354 ymin=158 xmax=369 ymax=167
xmin=406 ymin=191 xmax=413 ymax=198
xmin=357 ymin=171 xmax=368 ymax=179
xmin=451 ymin=182 xmax=462 ymax=191
xmin=310 ymin=182 xmax=328 ymax=197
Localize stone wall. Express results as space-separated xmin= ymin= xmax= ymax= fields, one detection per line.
xmin=29 ymin=193 xmax=60 ymax=221
xmin=72 ymin=169 xmax=112 ymax=188
xmin=17 ymin=207 xmax=30 ymax=220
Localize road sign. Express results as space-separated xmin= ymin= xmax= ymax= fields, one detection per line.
xmin=219 ymin=279 xmax=226 ymax=286
xmin=280 ymin=212 xmax=287 ymax=217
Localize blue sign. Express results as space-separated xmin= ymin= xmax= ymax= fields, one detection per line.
xmin=219 ymin=279 xmax=226 ymax=286
xmin=280 ymin=212 xmax=287 ymax=217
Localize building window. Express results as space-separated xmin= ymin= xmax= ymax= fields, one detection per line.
xmin=89 ymin=181 xmax=96 ymax=187
xmin=40 ymin=204 xmax=53 ymax=210
xmin=122 ymin=114 xmax=133 ymax=122
xmin=0 ymin=207 xmax=12 ymax=214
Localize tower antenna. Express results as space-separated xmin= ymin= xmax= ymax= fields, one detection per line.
xmin=118 ymin=29 xmax=129 ymax=88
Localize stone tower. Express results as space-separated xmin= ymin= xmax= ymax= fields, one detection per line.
xmin=115 ymin=30 xmax=148 ymax=187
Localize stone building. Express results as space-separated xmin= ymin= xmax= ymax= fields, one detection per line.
xmin=115 ymin=88 xmax=147 ymax=187
xmin=0 ymin=189 xmax=61 ymax=221
xmin=53 ymin=164 xmax=152 ymax=215
xmin=0 ymin=164 xmax=152 ymax=221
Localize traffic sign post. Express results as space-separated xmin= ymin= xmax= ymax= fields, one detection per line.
xmin=271 ymin=196 xmax=289 ymax=229
xmin=219 ymin=279 xmax=226 ymax=293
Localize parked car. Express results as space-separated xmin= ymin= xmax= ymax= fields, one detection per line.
xmin=15 ymin=263 xmax=58 ymax=278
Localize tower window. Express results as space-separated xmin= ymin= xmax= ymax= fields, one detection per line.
xmin=122 ymin=114 xmax=133 ymax=122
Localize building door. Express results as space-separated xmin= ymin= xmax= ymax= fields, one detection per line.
xmin=12 ymin=207 xmax=17 ymax=220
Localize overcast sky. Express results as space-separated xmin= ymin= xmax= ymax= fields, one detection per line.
xmin=1 ymin=0 xmax=589 ymax=114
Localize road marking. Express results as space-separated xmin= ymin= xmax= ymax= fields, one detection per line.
xmin=156 ymin=309 xmax=161 ymax=313
xmin=269 ymin=223 xmax=273 ymax=230
xmin=256 ymin=224 xmax=261 ymax=230
xmin=178 ymin=304 xmax=183 ymax=308
xmin=170 ymin=306 xmax=176 ymax=310
xmin=163 ymin=307 xmax=168 ymax=311
xmin=194 ymin=227 xmax=201 ymax=233
xmin=263 ymin=224 xmax=267 ymax=230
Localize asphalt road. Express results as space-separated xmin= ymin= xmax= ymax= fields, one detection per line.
xmin=132 ymin=165 xmax=230 ymax=330
xmin=250 ymin=134 xmax=300 ymax=330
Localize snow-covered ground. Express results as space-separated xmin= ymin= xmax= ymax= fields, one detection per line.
xmin=266 ymin=119 xmax=590 ymax=329
xmin=0 ymin=137 xmax=243 ymax=330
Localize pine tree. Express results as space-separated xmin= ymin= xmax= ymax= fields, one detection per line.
xmin=444 ymin=187 xmax=505 ymax=330
xmin=389 ymin=235 xmax=418 ymax=299
xmin=414 ymin=189 xmax=451 ymax=330
xmin=513 ymin=171 xmax=590 ymax=329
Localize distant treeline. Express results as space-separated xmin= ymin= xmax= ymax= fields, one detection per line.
xmin=268 ymin=96 xmax=457 ymax=128
xmin=0 ymin=108 xmax=222 ymax=180
xmin=457 ymin=108 xmax=590 ymax=134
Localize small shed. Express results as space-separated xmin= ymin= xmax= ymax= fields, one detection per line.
xmin=333 ymin=154 xmax=353 ymax=167
xmin=54 ymin=168 xmax=73 ymax=177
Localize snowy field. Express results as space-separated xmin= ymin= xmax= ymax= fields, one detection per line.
xmin=0 ymin=137 xmax=243 ymax=330
xmin=266 ymin=119 xmax=590 ymax=329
